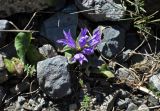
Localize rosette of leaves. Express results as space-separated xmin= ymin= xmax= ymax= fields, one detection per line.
xmin=4 ymin=32 xmax=44 ymax=77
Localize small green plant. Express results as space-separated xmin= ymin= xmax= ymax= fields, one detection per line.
xmin=80 ymin=95 xmax=91 ymax=111
xmin=24 ymin=64 xmax=36 ymax=77
xmin=4 ymin=32 xmax=44 ymax=77
xmin=126 ymin=0 xmax=160 ymax=39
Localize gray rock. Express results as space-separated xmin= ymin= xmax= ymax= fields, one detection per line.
xmin=69 ymin=104 xmax=77 ymax=111
xmin=115 ymin=68 xmax=138 ymax=84
xmin=117 ymin=98 xmax=130 ymax=109
xmin=149 ymin=73 xmax=160 ymax=91
xmin=75 ymin=0 xmax=126 ymax=22
xmin=0 ymin=0 xmax=50 ymax=17
xmin=0 ymin=20 xmax=9 ymax=47
xmin=126 ymin=103 xmax=138 ymax=111
xmin=0 ymin=86 xmax=5 ymax=105
xmin=125 ymin=33 xmax=140 ymax=50
xmin=0 ymin=54 xmax=4 ymax=69
xmin=40 ymin=5 xmax=78 ymax=50
xmin=0 ymin=42 xmax=17 ymax=58
xmin=47 ymin=0 xmax=66 ymax=10
xmin=100 ymin=93 xmax=118 ymax=111
xmin=144 ymin=0 xmax=160 ymax=14
xmin=28 ymin=99 xmax=36 ymax=107
xmin=40 ymin=98 xmax=45 ymax=105
xmin=0 ymin=54 xmax=8 ymax=84
xmin=17 ymin=96 xmax=26 ymax=105
xmin=37 ymin=55 xmax=71 ymax=99
xmin=48 ymin=101 xmax=53 ymax=107
xmin=138 ymin=104 xmax=149 ymax=111
xmin=39 ymin=44 xmax=57 ymax=58
xmin=33 ymin=104 xmax=43 ymax=111
xmin=118 ymin=20 xmax=131 ymax=31
xmin=119 ymin=89 xmax=130 ymax=99
xmin=98 ymin=26 xmax=126 ymax=58
xmin=148 ymin=96 xmax=159 ymax=106
xmin=23 ymin=102 xmax=33 ymax=111
xmin=16 ymin=96 xmax=26 ymax=110
xmin=15 ymin=102 xmax=22 ymax=110
xmin=122 ymin=49 xmax=132 ymax=61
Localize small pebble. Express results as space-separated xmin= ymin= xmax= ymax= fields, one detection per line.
xmin=42 ymin=108 xmax=47 ymax=111
xmin=138 ymin=104 xmax=149 ymax=111
xmin=49 ymin=101 xmax=53 ymax=106
xmin=40 ymin=98 xmax=45 ymax=105
xmin=69 ymin=104 xmax=77 ymax=111
xmin=17 ymin=96 xmax=26 ymax=105
xmin=148 ymin=96 xmax=159 ymax=106
xmin=37 ymin=97 xmax=41 ymax=103
xmin=126 ymin=103 xmax=138 ymax=111
xmin=34 ymin=104 xmax=43 ymax=111
xmin=28 ymin=99 xmax=36 ymax=106
xmin=23 ymin=102 xmax=33 ymax=110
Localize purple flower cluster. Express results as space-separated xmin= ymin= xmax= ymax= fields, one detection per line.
xmin=57 ymin=28 xmax=101 ymax=64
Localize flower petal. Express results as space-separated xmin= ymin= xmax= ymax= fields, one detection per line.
xmin=88 ymin=28 xmax=101 ymax=47
xmin=82 ymin=47 xmax=94 ymax=55
xmin=78 ymin=28 xmax=89 ymax=48
xmin=63 ymin=30 xmax=76 ymax=48
xmin=72 ymin=53 xmax=88 ymax=65
xmin=56 ymin=39 xmax=67 ymax=45
xmin=78 ymin=36 xmax=89 ymax=48
xmin=80 ymin=28 xmax=88 ymax=37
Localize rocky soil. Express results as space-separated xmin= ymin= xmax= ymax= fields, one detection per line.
xmin=0 ymin=0 xmax=160 ymax=111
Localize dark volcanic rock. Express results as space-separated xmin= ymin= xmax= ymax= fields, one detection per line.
xmin=37 ymin=55 xmax=71 ymax=99
xmin=0 ymin=0 xmax=64 ymax=17
xmin=125 ymin=33 xmax=140 ymax=50
xmin=145 ymin=0 xmax=160 ymax=14
xmin=40 ymin=5 xmax=78 ymax=50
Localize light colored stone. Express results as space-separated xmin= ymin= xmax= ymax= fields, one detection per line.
xmin=39 ymin=44 xmax=57 ymax=58
xmin=75 ymin=0 xmax=126 ymax=22
xmin=149 ymin=73 xmax=160 ymax=91
xmin=138 ymin=104 xmax=149 ymax=111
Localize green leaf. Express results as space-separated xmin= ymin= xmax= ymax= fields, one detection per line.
xmin=26 ymin=44 xmax=45 ymax=64
xmin=79 ymin=79 xmax=84 ymax=87
xmin=64 ymin=51 xmax=73 ymax=61
xmin=98 ymin=64 xmax=108 ymax=71
xmin=100 ymin=70 xmax=115 ymax=78
xmin=14 ymin=32 xmax=32 ymax=63
xmin=24 ymin=64 xmax=36 ymax=77
xmin=4 ymin=58 xmax=16 ymax=74
xmin=98 ymin=64 xmax=115 ymax=78
xmin=62 ymin=45 xmax=72 ymax=52
xmin=62 ymin=45 xmax=74 ymax=61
